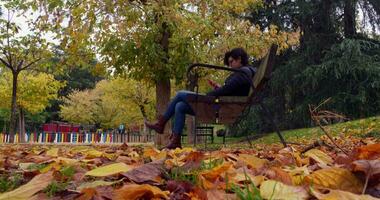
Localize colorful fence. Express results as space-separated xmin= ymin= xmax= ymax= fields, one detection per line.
xmin=0 ymin=132 xmax=155 ymax=144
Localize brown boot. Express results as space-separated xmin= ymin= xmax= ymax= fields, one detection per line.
xmin=145 ymin=115 xmax=168 ymax=134
xmin=165 ymin=133 xmax=181 ymax=149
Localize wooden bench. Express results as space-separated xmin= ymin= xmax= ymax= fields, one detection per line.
xmin=186 ymin=44 xmax=287 ymax=147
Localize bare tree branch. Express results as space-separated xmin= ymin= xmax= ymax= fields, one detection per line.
xmin=20 ymin=58 xmax=41 ymax=71
xmin=0 ymin=57 xmax=12 ymax=69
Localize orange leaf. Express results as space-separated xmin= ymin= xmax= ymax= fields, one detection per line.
xmin=355 ymin=143 xmax=380 ymax=160
xmin=198 ymin=162 xmax=232 ymax=189
xmin=113 ymin=184 xmax=169 ymax=200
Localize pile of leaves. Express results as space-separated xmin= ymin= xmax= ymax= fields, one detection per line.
xmin=0 ymin=136 xmax=379 ymax=200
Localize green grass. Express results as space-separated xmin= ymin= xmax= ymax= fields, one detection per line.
xmin=253 ymin=115 xmax=380 ymax=145
xmin=183 ymin=116 xmax=380 ymax=150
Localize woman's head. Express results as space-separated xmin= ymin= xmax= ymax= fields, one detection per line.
xmin=224 ymin=48 xmax=249 ymax=68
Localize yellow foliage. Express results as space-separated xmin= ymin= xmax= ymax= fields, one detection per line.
xmin=0 ymin=71 xmax=64 ymax=113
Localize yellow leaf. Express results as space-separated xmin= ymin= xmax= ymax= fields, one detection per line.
xmin=304 ymin=167 xmax=363 ymax=194
xmin=311 ymin=188 xmax=379 ymax=200
xmin=237 ymin=154 xmax=268 ymax=169
xmin=233 ymin=174 xmax=265 ymax=187
xmin=283 ymin=166 xmax=310 ymax=185
xmin=54 ymin=157 xmax=79 ymax=166
xmin=113 ymin=184 xmax=169 ymax=200
xmin=304 ymin=149 xmax=333 ymax=166
xmin=46 ymin=148 xmax=59 ymax=157
xmin=85 ymin=162 xmax=134 ymax=177
xmin=40 ymin=161 xmax=61 ymax=173
xmin=77 ymin=180 xmax=121 ymax=190
xmin=260 ymin=180 xmax=309 ymax=200
xmin=85 ymin=149 xmax=103 ymax=159
xmin=0 ymin=171 xmax=53 ymax=200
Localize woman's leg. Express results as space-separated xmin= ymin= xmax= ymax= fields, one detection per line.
xmin=172 ymin=101 xmax=195 ymax=135
xmin=163 ymin=90 xmax=196 ymax=120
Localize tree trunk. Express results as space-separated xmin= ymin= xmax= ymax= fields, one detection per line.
xmin=19 ymin=108 xmax=26 ymax=143
xmin=155 ymin=79 xmax=171 ymax=146
xmin=154 ymin=20 xmax=172 ymax=147
xmin=9 ymin=71 xmax=19 ymax=143
xmin=344 ymin=0 xmax=356 ymax=38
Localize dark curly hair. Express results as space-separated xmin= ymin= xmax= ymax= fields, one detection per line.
xmin=223 ymin=48 xmax=249 ymax=66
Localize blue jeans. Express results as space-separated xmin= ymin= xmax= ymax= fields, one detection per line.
xmin=163 ymin=90 xmax=196 ymax=135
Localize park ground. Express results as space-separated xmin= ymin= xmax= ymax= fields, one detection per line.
xmin=0 ymin=116 xmax=379 ymax=199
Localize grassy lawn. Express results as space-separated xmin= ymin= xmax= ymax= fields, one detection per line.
xmin=183 ymin=115 xmax=380 ymax=150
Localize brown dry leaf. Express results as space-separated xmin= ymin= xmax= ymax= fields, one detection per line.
xmin=198 ymin=162 xmax=232 ymax=189
xmin=304 ymin=149 xmax=333 ymax=166
xmin=181 ymin=151 xmax=205 ymax=171
xmin=311 ymin=188 xmax=379 ymax=200
xmin=121 ymin=160 xmax=164 ymax=185
xmin=352 ymin=160 xmax=380 ymax=177
xmin=304 ymin=167 xmax=364 ymax=194
xmin=207 ymin=189 xmax=237 ymax=200
xmin=356 ymin=143 xmax=380 ymax=160
xmin=237 ymin=154 xmax=268 ymax=170
xmin=113 ymin=184 xmax=169 ymax=200
xmin=0 ymin=171 xmax=54 ymax=200
xmin=76 ymin=188 xmax=98 ymax=200
xmin=263 ymin=167 xmax=293 ymax=185
xmin=260 ymin=180 xmax=309 ymax=200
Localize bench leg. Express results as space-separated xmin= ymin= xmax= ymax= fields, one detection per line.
xmin=260 ymin=102 xmax=287 ymax=148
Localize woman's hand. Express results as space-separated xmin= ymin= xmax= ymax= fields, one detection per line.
xmin=207 ymin=79 xmax=220 ymax=89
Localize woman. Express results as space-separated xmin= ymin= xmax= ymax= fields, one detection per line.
xmin=145 ymin=48 xmax=255 ymax=149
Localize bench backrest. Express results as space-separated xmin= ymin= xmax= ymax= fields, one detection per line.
xmin=248 ymin=44 xmax=278 ymax=97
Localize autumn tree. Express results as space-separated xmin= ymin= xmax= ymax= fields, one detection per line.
xmin=0 ymin=71 xmax=64 ymax=140
xmin=0 ymin=7 xmax=52 ymax=142
xmin=28 ymin=0 xmax=298 ymax=145
xmin=60 ymin=77 xmax=154 ymax=129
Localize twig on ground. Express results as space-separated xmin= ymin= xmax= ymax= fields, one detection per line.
xmin=309 ymin=102 xmax=349 ymax=155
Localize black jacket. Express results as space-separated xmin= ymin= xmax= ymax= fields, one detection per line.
xmin=206 ymin=66 xmax=256 ymax=97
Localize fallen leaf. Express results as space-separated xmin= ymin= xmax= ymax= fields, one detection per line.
xmin=304 ymin=167 xmax=364 ymax=194
xmin=311 ymin=188 xmax=379 ymax=200
xmin=85 ymin=162 xmax=134 ymax=177
xmin=355 ymin=143 xmax=380 ymax=160
xmin=0 ymin=171 xmax=53 ymax=200
xmin=304 ymin=149 xmax=333 ymax=166
xmin=46 ymin=148 xmax=59 ymax=157
xmin=77 ymin=180 xmax=121 ymax=190
xmin=263 ymin=167 xmax=293 ymax=185
xmin=352 ymin=160 xmax=380 ymax=177
xmin=113 ymin=184 xmax=169 ymax=200
xmin=121 ymin=160 xmax=164 ymax=185
xmin=260 ymin=180 xmax=309 ymax=200
xmin=198 ymin=162 xmax=232 ymax=189
xmin=237 ymin=154 xmax=268 ymax=170
xmin=283 ymin=166 xmax=310 ymax=185
xmin=143 ymin=147 xmax=166 ymax=161
xmin=207 ymin=189 xmax=237 ymax=200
